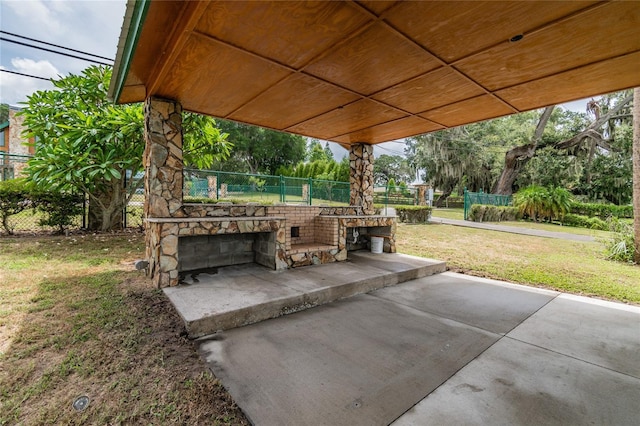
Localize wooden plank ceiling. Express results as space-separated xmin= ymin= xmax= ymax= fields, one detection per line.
xmin=110 ymin=0 xmax=640 ymax=147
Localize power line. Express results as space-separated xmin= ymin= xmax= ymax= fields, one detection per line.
xmin=0 ymin=30 xmax=114 ymax=62
xmin=1 ymin=69 xmax=52 ymax=81
xmin=1 ymin=37 xmax=113 ymax=66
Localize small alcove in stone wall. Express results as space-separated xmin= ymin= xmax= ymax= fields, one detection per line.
xmin=178 ymin=232 xmax=277 ymax=274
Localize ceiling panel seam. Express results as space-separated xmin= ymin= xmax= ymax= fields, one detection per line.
xmin=146 ymin=1 xmax=209 ymax=98
xmin=447 ymin=1 xmax=609 ymax=68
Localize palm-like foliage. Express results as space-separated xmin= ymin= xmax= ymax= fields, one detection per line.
xmin=514 ymin=185 xmax=573 ymax=222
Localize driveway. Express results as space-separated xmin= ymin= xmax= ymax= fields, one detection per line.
xmin=197 ymin=272 xmax=640 ymax=425
xmin=429 ymin=216 xmax=596 ymax=242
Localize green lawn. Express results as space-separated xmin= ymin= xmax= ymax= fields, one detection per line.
xmin=397 ymin=223 xmax=640 ymax=304
xmin=431 ymin=208 xmax=615 ymax=239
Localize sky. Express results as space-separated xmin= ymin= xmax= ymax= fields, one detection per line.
xmin=0 ymin=0 xmax=126 ymax=106
xmin=0 ymin=0 xmax=590 ymax=161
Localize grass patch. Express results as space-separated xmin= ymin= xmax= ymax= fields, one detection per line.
xmin=0 ymin=234 xmax=248 ymax=425
xmin=432 ymin=208 xmax=615 ymax=238
xmin=431 ymin=208 xmax=465 ymax=220
xmin=396 ymin=223 xmax=640 ymax=304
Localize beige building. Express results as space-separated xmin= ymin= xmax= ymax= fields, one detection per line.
xmin=0 ymin=107 xmax=33 ymax=180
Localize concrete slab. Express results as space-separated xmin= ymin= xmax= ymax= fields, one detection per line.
xmin=194 ymin=271 xmax=640 ymax=425
xmin=164 ymin=252 xmax=446 ymax=337
xmin=198 ymin=294 xmax=499 ymax=426
xmin=372 ymin=272 xmax=558 ymax=335
xmin=507 ymin=294 xmax=640 ymax=378
xmin=392 ymin=337 xmax=640 ymax=426
xmin=348 ymin=252 xmax=447 ymax=284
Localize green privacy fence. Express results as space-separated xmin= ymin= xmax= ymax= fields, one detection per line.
xmin=183 ymin=169 xmax=351 ymax=206
xmin=463 ymin=189 xmax=512 ymax=220
xmin=184 ymin=169 xmax=426 ymax=207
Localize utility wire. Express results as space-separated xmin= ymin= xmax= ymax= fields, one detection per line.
xmin=1 ymin=68 xmax=52 ymax=81
xmin=0 ymin=30 xmax=114 ymax=61
xmin=1 ymin=38 xmax=113 ymax=66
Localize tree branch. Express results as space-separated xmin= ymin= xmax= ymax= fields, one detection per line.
xmin=555 ymin=94 xmax=633 ymax=151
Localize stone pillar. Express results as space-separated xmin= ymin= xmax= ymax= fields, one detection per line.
xmin=143 ymin=97 xmax=183 ymax=287
xmin=349 ymin=143 xmax=375 ymax=215
xmin=143 ymin=97 xmax=184 ymax=219
xmin=207 ymin=175 xmax=217 ymax=199
xmin=415 ymin=184 xmax=428 ymax=206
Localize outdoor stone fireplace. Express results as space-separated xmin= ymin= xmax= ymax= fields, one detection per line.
xmin=142 ymin=96 xmax=396 ymax=288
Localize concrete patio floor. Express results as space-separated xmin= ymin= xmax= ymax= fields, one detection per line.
xmin=194 ymin=268 xmax=640 ymax=425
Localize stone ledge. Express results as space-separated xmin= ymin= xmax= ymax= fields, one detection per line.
xmin=146 ymin=216 xmax=285 ymax=223
xmin=330 ymin=215 xmax=397 ymax=219
xmin=289 ymin=243 xmax=338 ymax=255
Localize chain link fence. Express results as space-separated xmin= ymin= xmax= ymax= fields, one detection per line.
xmin=2 ymin=164 xmax=431 ymax=233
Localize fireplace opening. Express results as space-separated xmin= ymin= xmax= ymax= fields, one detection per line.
xmin=291 ymin=226 xmax=300 ymax=237
xmin=178 ymin=232 xmax=276 ymax=273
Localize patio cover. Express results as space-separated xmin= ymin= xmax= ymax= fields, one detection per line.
xmin=108 ymin=0 xmax=640 ymax=147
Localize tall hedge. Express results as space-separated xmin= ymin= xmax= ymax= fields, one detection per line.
xmin=0 ymin=179 xmax=31 ymax=234
xmin=0 ymin=179 xmax=83 ymax=234
xmin=569 ymin=202 xmax=633 ymax=219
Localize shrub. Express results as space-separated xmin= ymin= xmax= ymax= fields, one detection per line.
xmin=31 ymin=190 xmax=83 ymax=233
xmin=560 ymin=214 xmax=608 ymax=231
xmin=569 ymin=202 xmax=633 ymax=219
xmin=604 ymin=219 xmax=636 ymax=264
xmin=0 ymin=178 xmax=31 ymax=235
xmin=468 ymin=205 xmax=521 ymax=222
xmin=396 ymin=206 xmax=432 ymax=223
xmin=513 ymin=185 xmax=573 ymax=222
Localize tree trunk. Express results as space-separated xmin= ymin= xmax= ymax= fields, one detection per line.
xmin=493 ymin=106 xmax=555 ymax=195
xmin=632 ymin=87 xmax=640 ymax=264
xmin=87 ymin=179 xmax=125 ymax=231
xmin=434 ymin=179 xmax=456 ymax=207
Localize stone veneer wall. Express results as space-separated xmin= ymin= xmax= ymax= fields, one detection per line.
xmin=143 ymin=97 xmax=184 ymax=219
xmin=349 ymin=143 xmax=375 ymax=215
xmin=8 ymin=109 xmax=31 ymax=177
xmin=146 ymin=217 xmax=287 ymax=287
xmin=338 ymin=216 xmax=397 ymax=254
xmin=143 ymin=97 xmax=185 ymax=286
xmin=142 ymin=97 xmax=395 ymax=286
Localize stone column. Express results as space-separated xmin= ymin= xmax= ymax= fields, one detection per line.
xmin=207 ymin=175 xmax=218 ymax=199
xmin=349 ymin=143 xmax=375 ymax=215
xmin=143 ymin=97 xmax=184 ymax=219
xmin=415 ymin=184 xmax=428 ymax=206
xmin=143 ymin=97 xmax=184 ymax=287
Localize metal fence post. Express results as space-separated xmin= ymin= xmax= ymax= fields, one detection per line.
xmin=463 ymin=188 xmax=469 ymax=220
xmin=216 ymin=172 xmax=220 ymax=199
xmin=280 ymin=175 xmax=285 ymax=203
xmin=308 ymin=177 xmax=313 ymax=205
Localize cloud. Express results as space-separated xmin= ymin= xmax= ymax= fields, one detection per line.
xmin=0 ymin=58 xmax=60 ymax=105
xmin=4 ymin=0 xmax=65 ymax=35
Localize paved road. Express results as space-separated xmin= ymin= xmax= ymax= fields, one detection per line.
xmin=429 ymin=216 xmax=597 ymax=242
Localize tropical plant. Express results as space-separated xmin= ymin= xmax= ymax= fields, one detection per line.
xmin=513 ymin=185 xmax=548 ymax=221
xmin=605 ymin=219 xmax=637 ymax=263
xmin=514 ymin=185 xmax=573 ymax=222
xmin=20 ymin=65 xmax=230 ymax=231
